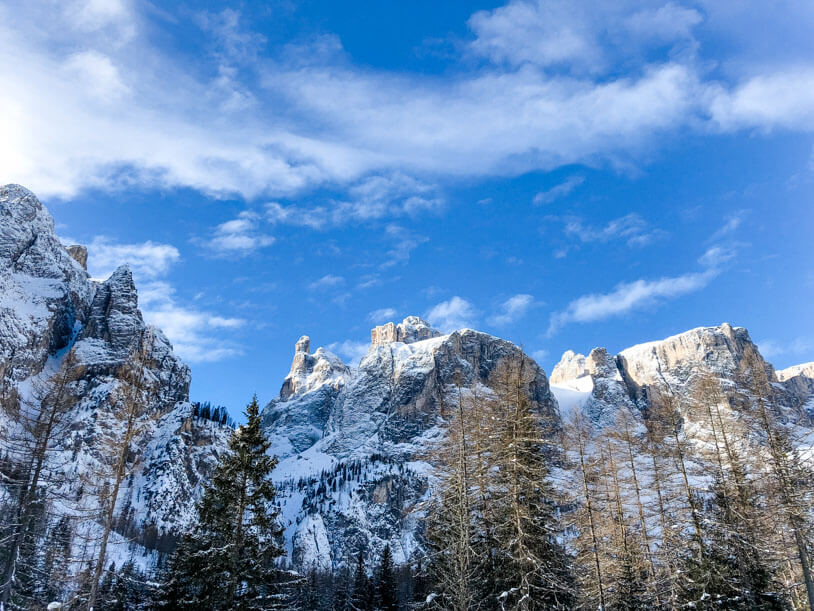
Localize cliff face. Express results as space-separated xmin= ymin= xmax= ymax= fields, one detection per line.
xmin=0 ymin=185 xmax=231 ymax=568
xmin=550 ymin=323 xmax=814 ymax=426
xmin=262 ymin=318 xmax=556 ymax=570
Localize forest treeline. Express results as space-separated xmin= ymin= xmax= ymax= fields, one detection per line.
xmin=2 ymin=343 xmax=814 ymax=610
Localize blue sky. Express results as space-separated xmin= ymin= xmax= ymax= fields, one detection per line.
xmin=1 ymin=0 xmax=813 ymax=417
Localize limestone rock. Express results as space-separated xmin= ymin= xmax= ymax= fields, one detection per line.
xmin=66 ymin=245 xmax=88 ymax=270
xmin=263 ymin=322 xmax=557 ymax=569
xmin=370 ymin=315 xmax=441 ymax=346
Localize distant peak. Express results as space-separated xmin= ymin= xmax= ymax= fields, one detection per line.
xmin=370 ymin=316 xmax=441 ymax=346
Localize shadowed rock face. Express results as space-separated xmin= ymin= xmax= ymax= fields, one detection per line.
xmin=0 ymin=185 xmax=224 ymax=556
xmin=0 ymin=184 xmax=92 ymax=381
xmin=66 ymin=245 xmax=88 ymax=270
xmin=262 ymin=318 xmax=558 ymax=570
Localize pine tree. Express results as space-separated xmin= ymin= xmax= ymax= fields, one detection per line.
xmin=160 ymin=395 xmax=287 ymax=610
xmin=351 ymin=549 xmax=374 ymax=611
xmin=376 ymin=544 xmax=398 ymax=611
xmin=739 ymin=349 xmax=813 ymax=609
xmin=87 ymin=340 xmax=158 ymax=611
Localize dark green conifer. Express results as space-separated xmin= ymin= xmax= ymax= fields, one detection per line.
xmin=160 ymin=396 xmax=286 ymax=610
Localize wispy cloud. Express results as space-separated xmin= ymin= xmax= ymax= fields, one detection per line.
xmin=709 ymin=210 xmax=747 ymax=242
xmin=562 ymin=213 xmax=664 ymax=248
xmin=4 ymin=2 xmax=813 ymax=204
xmin=308 ymin=274 xmax=345 ymax=290
xmin=86 ymin=236 xmax=243 ymax=362
xmin=327 ymin=339 xmax=370 ymax=365
xmin=86 ymin=237 xmax=180 ymax=280
xmin=489 ymin=293 xmax=536 ymax=326
xmin=368 ymin=307 xmax=398 ymax=324
xmin=531 ymin=348 xmax=549 ymax=363
xmin=548 ymin=245 xmax=732 ymax=334
xmin=757 ymin=337 xmax=813 ymax=361
xmin=533 ymin=175 xmax=584 ymax=205
xmin=265 ymin=174 xmax=443 ymax=230
xmin=139 ymin=282 xmax=245 ymax=363
xmin=202 ymin=211 xmax=275 ymax=256
xmin=381 ymin=224 xmax=428 ymax=269
xmin=426 ymin=296 xmax=477 ymax=332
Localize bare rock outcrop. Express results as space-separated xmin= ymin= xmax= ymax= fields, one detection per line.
xmin=370 ymin=315 xmax=441 ymax=346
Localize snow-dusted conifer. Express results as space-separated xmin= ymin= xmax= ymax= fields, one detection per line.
xmin=160 ymin=395 xmax=287 ymax=610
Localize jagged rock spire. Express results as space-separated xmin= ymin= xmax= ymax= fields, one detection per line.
xmin=295 ymin=335 xmax=311 ymax=354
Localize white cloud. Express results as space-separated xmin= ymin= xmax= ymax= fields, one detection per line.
xmin=625 ymin=3 xmax=703 ymax=42
xmin=203 ymin=211 xmax=275 ymax=256
xmin=327 ymin=339 xmax=370 ymax=365
xmin=87 ymin=237 xmax=180 ymax=280
xmin=368 ymin=308 xmax=398 ymax=324
xmin=426 ymin=296 xmax=477 ymax=332
xmin=533 ymin=175 xmax=584 ymax=205
xmin=697 ymin=245 xmax=736 ymax=268
xmin=709 ymin=69 xmax=814 ymax=131
xmin=562 ymin=213 xmax=664 ymax=248
xmin=2 ymin=1 xmax=814 ymax=204
xmin=549 ymin=269 xmax=716 ymax=334
xmin=489 ymin=293 xmax=536 ymax=326
xmin=138 ymin=281 xmax=245 ymax=363
xmin=467 ymin=0 xmax=700 ymax=74
xmin=381 ymin=225 xmax=428 ymax=269
xmin=468 ymin=0 xmax=602 ymax=71
xmin=709 ymin=210 xmax=747 ymax=241
xmin=549 ymin=242 xmax=737 ymax=333
xmin=758 ymin=337 xmax=813 ymax=360
xmin=308 ymin=274 xmax=345 ymax=290
xmin=531 ymin=349 xmax=549 ymax=363
xmin=264 ymin=174 xmax=443 ymax=229
xmin=64 ymin=50 xmax=129 ymax=102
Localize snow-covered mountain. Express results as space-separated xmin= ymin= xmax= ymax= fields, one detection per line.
xmin=548 ymin=322 xmax=814 ymax=426
xmin=268 ymin=319 xmax=814 ymax=572
xmin=262 ymin=316 xmax=557 ymax=570
xmin=0 ymin=185 xmax=232 ymax=570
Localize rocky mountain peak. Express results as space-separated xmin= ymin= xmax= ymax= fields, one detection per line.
xmin=295 ymin=335 xmax=311 ymax=354
xmin=777 ymin=362 xmax=814 ymax=382
xmin=617 ymin=322 xmax=768 ymax=396
xmin=370 ymin=315 xmax=441 ymax=346
xmin=550 ymin=347 xmax=619 ymax=385
xmin=80 ymin=264 xmax=142 ymax=354
xmin=777 ymin=362 xmax=814 ymax=404
xmin=278 ymin=336 xmax=349 ymax=403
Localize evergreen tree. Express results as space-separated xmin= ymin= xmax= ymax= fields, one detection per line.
xmin=376 ymin=544 xmax=398 ymax=611
xmin=160 ymin=396 xmax=286 ymax=610
xmin=351 ymin=550 xmax=374 ymax=611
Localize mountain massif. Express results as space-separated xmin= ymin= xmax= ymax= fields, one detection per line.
xmin=2 ymin=184 xmax=814 ymax=607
